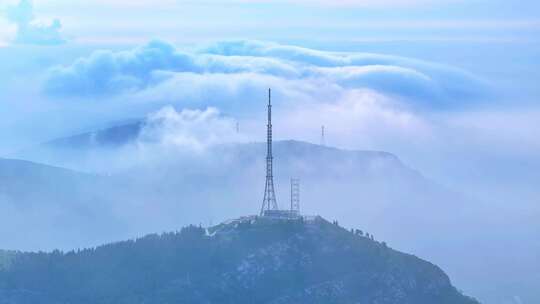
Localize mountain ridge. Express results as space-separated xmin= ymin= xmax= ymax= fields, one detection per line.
xmin=0 ymin=216 xmax=479 ymax=304
xmin=0 ymin=157 xmax=100 ymax=205
xmin=14 ymin=121 xmax=408 ymax=176
xmin=42 ymin=121 xmax=144 ymax=149
xmin=0 ymin=123 xmax=493 ymax=303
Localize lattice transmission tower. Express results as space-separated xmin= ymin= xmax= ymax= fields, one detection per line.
xmin=260 ymin=88 xmax=278 ymax=215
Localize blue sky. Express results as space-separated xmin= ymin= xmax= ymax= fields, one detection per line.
xmin=2 ymin=0 xmax=540 ymax=45
xmin=0 ymin=0 xmax=539 ymax=202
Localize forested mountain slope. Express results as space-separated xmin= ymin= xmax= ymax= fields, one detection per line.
xmin=0 ymin=217 xmax=479 ymax=304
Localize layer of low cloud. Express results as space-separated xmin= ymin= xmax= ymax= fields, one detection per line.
xmin=139 ymin=106 xmax=245 ymax=151
xmin=14 ymin=39 xmax=540 ymax=208
xmin=6 ymin=0 xmax=65 ymax=45
xmin=44 ymin=40 xmax=488 ymax=109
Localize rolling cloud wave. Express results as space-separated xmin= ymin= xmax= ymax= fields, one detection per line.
xmin=44 ymin=40 xmax=488 ymax=109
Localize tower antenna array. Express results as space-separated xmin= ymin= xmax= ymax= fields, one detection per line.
xmin=290 ymin=178 xmax=300 ymax=214
xmin=260 ymin=88 xmax=278 ymax=215
xmin=321 ymin=125 xmax=326 ymax=146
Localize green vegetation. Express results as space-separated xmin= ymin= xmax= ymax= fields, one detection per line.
xmin=0 ymin=218 xmax=479 ymax=304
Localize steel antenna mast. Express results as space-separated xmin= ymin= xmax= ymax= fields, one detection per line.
xmin=260 ymin=88 xmax=278 ymax=215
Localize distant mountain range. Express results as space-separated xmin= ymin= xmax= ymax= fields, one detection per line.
xmin=0 ymin=158 xmax=127 ymax=251
xmin=16 ymin=120 xmax=412 ymax=180
xmin=43 ymin=121 xmax=143 ymax=149
xmin=2 ymin=121 xmax=535 ymax=303
xmin=0 ymin=158 xmax=98 ymax=206
xmin=0 ymin=217 xmax=479 ymax=304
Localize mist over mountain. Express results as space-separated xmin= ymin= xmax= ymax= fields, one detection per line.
xmin=0 ymin=158 xmax=96 ymax=204
xmin=3 ymin=122 xmax=538 ymax=304
xmin=45 ymin=122 xmax=143 ymax=150
xmin=0 ymin=217 xmax=479 ymax=304
xmin=1 ymin=0 xmax=539 ymax=302
xmin=7 ymin=119 xmax=428 ymax=247
xmin=0 ymin=158 xmax=129 ymax=250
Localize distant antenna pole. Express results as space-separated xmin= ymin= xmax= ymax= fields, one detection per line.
xmin=236 ymin=121 xmax=239 ymax=133
xmin=261 ymin=88 xmax=278 ymax=215
xmin=321 ymin=125 xmax=326 ymax=146
xmin=290 ymin=178 xmax=300 ymax=214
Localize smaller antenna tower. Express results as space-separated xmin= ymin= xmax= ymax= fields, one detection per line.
xmin=236 ymin=121 xmax=239 ymax=133
xmin=290 ymin=178 xmax=300 ymax=214
xmin=321 ymin=125 xmax=326 ymax=146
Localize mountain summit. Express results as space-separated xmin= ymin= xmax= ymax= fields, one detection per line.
xmin=0 ymin=216 xmax=478 ymax=304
